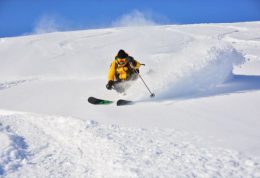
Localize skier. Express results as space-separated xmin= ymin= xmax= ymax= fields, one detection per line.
xmin=106 ymin=49 xmax=141 ymax=92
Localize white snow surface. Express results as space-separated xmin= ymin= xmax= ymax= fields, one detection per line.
xmin=1 ymin=22 xmax=260 ymax=177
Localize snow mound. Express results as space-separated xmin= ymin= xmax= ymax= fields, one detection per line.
xmin=129 ymin=39 xmax=245 ymax=100
xmin=156 ymin=40 xmax=245 ymax=99
xmin=0 ymin=111 xmax=259 ymax=177
xmin=0 ymin=122 xmax=28 ymax=176
xmin=83 ymin=120 xmax=260 ymax=178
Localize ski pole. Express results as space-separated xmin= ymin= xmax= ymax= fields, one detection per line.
xmin=132 ymin=68 xmax=155 ymax=98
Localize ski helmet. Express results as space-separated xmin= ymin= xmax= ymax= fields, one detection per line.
xmin=117 ymin=49 xmax=128 ymax=59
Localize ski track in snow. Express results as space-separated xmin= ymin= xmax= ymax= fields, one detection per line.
xmin=0 ymin=80 xmax=28 ymax=91
xmin=0 ymin=111 xmax=260 ymax=178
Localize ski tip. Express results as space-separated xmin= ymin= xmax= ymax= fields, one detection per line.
xmin=87 ymin=97 xmax=94 ymax=103
xmin=88 ymin=96 xmax=113 ymax=105
xmin=87 ymin=96 xmax=94 ymax=101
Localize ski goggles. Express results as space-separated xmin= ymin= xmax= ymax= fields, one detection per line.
xmin=117 ymin=58 xmax=127 ymax=65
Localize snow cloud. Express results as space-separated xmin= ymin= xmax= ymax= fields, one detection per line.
xmin=33 ymin=15 xmax=67 ymax=34
xmin=112 ymin=10 xmax=161 ymax=27
xmin=32 ymin=10 xmax=167 ymax=34
xmin=33 ymin=15 xmax=59 ymax=34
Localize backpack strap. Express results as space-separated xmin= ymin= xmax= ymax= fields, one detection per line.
xmin=114 ymin=60 xmax=121 ymax=81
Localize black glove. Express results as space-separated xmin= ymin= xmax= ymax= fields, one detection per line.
xmin=106 ymin=80 xmax=114 ymax=90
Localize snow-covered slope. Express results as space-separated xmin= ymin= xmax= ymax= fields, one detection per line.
xmin=1 ymin=22 xmax=260 ymax=177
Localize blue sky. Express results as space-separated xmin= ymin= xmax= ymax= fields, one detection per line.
xmin=0 ymin=0 xmax=260 ymax=37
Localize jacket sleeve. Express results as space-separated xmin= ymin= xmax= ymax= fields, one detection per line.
xmin=108 ymin=60 xmax=116 ymax=81
xmin=133 ymin=59 xmax=141 ymax=70
xmin=127 ymin=56 xmax=141 ymax=70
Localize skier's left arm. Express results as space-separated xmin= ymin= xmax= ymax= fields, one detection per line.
xmin=127 ymin=56 xmax=141 ymax=69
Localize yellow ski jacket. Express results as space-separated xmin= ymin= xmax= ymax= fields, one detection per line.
xmin=108 ymin=57 xmax=141 ymax=81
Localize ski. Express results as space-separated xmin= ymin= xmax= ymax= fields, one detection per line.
xmin=117 ymin=99 xmax=133 ymax=106
xmin=88 ymin=97 xmax=113 ymax=105
xmin=88 ymin=97 xmax=133 ymax=106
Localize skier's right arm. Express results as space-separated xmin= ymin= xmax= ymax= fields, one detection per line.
xmin=108 ymin=60 xmax=116 ymax=81
xmin=106 ymin=60 xmax=116 ymax=90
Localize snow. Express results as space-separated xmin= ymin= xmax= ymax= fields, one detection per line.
xmin=1 ymin=21 xmax=260 ymax=177
xmin=0 ymin=122 xmax=28 ymax=176
xmin=1 ymin=111 xmax=260 ymax=177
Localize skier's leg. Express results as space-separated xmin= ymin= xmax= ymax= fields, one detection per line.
xmin=113 ymin=81 xmax=125 ymax=93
